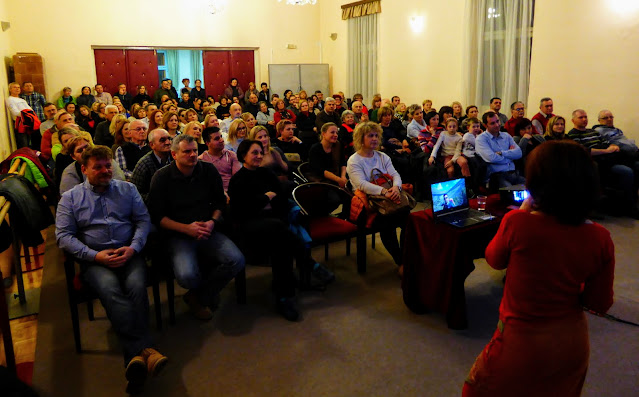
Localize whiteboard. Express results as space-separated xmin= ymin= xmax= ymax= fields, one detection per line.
xmin=269 ymin=64 xmax=330 ymax=99
xmin=269 ymin=64 xmax=301 ymax=99
xmin=300 ymin=64 xmax=329 ymax=98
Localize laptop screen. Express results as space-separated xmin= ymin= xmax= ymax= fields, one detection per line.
xmin=431 ymin=178 xmax=469 ymax=215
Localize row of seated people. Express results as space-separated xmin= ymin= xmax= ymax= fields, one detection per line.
xmin=54 ymin=121 xmax=406 ymax=392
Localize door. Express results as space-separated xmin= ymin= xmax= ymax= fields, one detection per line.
xmin=202 ymin=51 xmax=231 ymax=101
xmin=94 ymin=49 xmax=128 ymax=93
xmin=125 ymin=50 xmax=160 ymax=99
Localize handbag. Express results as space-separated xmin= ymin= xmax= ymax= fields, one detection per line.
xmin=366 ymin=168 xmax=416 ymax=216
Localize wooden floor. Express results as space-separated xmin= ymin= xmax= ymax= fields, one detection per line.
xmin=0 ymin=237 xmax=45 ymax=369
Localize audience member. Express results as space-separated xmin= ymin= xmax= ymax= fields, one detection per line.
xmin=256 ymin=101 xmax=276 ymax=137
xmin=369 ymin=94 xmax=382 ymax=123
xmin=76 ymin=105 xmax=96 ymax=136
xmin=40 ymin=102 xmax=58 ymax=134
xmin=475 ymin=111 xmax=524 ymax=188
xmin=114 ymin=84 xmax=132 ymax=111
xmin=183 ymin=121 xmax=207 ymax=155
xmin=20 ymin=82 xmax=46 ymax=121
xmin=190 ymin=79 xmax=206 ymax=102
xmin=273 ymin=98 xmax=296 ymax=125
xmin=351 ymin=101 xmax=368 ymax=123
xmin=220 ymin=103 xmax=243 ymax=135
xmin=315 ymin=97 xmax=341 ymax=131
xmin=77 ymin=86 xmax=96 ymax=108
xmin=56 ymin=87 xmax=76 ymax=109
xmin=543 ymin=115 xmax=566 ymax=141
xmin=115 ymin=120 xmax=150 ymax=180
xmin=110 ymin=114 xmax=131 ymax=152
xmin=309 ymin=123 xmax=347 ymax=187
xmin=131 ymin=129 xmax=172 ymax=203
xmin=132 ymin=85 xmax=152 ymax=105
xmin=153 ymin=79 xmax=174 ymax=105
xmin=245 ymin=82 xmax=259 ymax=105
xmin=333 ymin=95 xmax=346 ymax=117
xmin=56 ymin=145 xmax=167 ymax=393
xmin=93 ymin=84 xmax=113 ymax=105
xmin=216 ymin=97 xmax=231 ymax=119
xmin=346 ymin=122 xmax=409 ymax=276
xmin=462 ymin=117 xmax=487 ymax=191
xmin=451 ymin=101 xmax=463 ymax=120
xmin=338 ymin=109 xmax=358 ymax=161
xmin=223 ymin=78 xmax=244 ymax=102
xmin=162 ymin=111 xmax=180 ymax=138
xmin=258 ymin=82 xmax=270 ymax=104
xmin=531 ymin=97 xmax=555 ymax=135
xmin=504 ymin=101 xmax=525 ymax=136
xmin=243 ymin=93 xmax=260 ymax=117
xmin=275 ymin=119 xmax=304 ymax=161
xmin=593 ymin=110 xmax=638 ymax=155
xmin=225 ymin=118 xmax=247 ymax=152
xmin=147 ymin=134 xmax=245 ymax=321
xmin=429 ymin=118 xmax=470 ymax=179
xmin=249 ymin=125 xmax=289 ymax=181
xmin=513 ymin=118 xmax=545 ymax=165
xmin=41 ymin=110 xmax=75 ymax=161
xmin=489 ymin=97 xmax=508 ymax=126
xmin=198 ymin=127 xmax=241 ymax=192
xmin=94 ymin=105 xmax=119 ymax=147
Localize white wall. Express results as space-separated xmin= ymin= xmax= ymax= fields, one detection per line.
xmin=528 ymin=0 xmax=639 ymax=140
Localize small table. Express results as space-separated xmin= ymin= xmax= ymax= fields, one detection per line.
xmin=401 ymin=196 xmax=504 ymax=329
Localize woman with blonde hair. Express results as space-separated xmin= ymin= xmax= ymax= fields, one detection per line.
xmin=203 ymin=112 xmax=219 ymax=129
xmin=249 ymin=125 xmax=288 ymax=180
xmin=451 ymin=101 xmax=463 ymax=120
xmin=241 ymin=112 xmax=257 ymax=132
xmin=544 ymin=115 xmax=567 ymax=141
xmin=369 ymin=94 xmax=382 ymax=123
xmin=225 ymin=118 xmax=247 ymax=152
xmin=110 ymin=114 xmax=131 ymax=151
xmin=184 ymin=121 xmax=207 ymax=154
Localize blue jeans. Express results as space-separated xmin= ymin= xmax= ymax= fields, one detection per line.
xmin=168 ymin=231 xmax=245 ymax=305
xmin=490 ymin=170 xmax=526 ymax=189
xmin=81 ymin=255 xmax=151 ymax=365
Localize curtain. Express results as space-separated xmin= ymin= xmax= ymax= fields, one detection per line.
xmin=348 ymin=13 xmax=378 ymax=104
xmin=462 ymin=0 xmax=534 ymax=111
xmin=165 ymin=50 xmax=179 ymax=83
xmin=190 ymin=51 xmax=203 ymax=84
xmin=342 ymin=0 xmax=381 ymax=20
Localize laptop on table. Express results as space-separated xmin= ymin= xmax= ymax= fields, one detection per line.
xmin=430 ymin=178 xmax=495 ymax=228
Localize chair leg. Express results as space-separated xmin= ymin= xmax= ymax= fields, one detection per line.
xmin=346 ymin=238 xmax=351 ymax=256
xmin=70 ymin=301 xmax=82 ymax=353
xmin=235 ymin=268 xmax=246 ymax=304
xmin=86 ymin=300 xmax=94 ymax=321
xmin=324 ymin=244 xmax=329 ymax=261
xmin=166 ymin=278 xmax=175 ymax=325
xmin=357 ymin=233 xmax=367 ymax=274
xmin=152 ymin=282 xmax=162 ymax=331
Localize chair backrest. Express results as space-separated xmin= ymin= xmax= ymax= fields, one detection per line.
xmin=292 ymin=182 xmax=353 ymax=217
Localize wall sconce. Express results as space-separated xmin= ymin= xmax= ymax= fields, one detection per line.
xmin=409 ymin=16 xmax=424 ymax=33
xmin=330 ymin=33 xmax=338 ymax=41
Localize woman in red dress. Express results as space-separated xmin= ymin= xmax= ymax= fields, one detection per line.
xmin=463 ymin=140 xmax=615 ymax=397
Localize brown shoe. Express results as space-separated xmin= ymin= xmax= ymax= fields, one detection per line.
xmin=183 ymin=291 xmax=214 ymax=321
xmin=142 ymin=348 xmax=168 ymax=377
xmin=125 ymin=355 xmax=147 ymax=384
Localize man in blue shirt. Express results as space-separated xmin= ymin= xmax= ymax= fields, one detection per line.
xmin=56 ymin=145 xmax=167 ymax=393
xmin=475 ymin=111 xmax=524 ymax=189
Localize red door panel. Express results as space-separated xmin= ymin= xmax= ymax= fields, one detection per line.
xmin=203 ymin=51 xmax=230 ymax=101
xmin=126 ymin=50 xmax=160 ymax=99
xmin=94 ymin=49 xmax=128 ymax=95
xmin=229 ymin=50 xmax=256 ymax=93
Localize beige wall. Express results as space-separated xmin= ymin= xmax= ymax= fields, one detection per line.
xmin=528 ymin=0 xmax=639 ymax=140
xmin=319 ymin=0 xmax=348 ymax=95
xmin=4 ymin=0 xmax=321 ymax=101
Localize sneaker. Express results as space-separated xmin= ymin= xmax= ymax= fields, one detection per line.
xmin=125 ymin=355 xmax=147 ymax=385
xmin=183 ymin=291 xmax=214 ymax=321
xmin=142 ymin=348 xmax=168 ymax=377
xmin=312 ymin=263 xmax=335 ymax=285
xmin=276 ymin=297 xmax=300 ymax=322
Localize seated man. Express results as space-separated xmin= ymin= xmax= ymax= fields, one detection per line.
xmin=475 ymin=111 xmax=525 ymax=189
xmin=593 ymin=109 xmax=638 ymax=155
xmin=219 ymin=103 xmax=243 ymax=137
xmin=568 ymin=109 xmax=639 ymax=218
xmin=41 ymin=110 xmax=75 ymax=162
xmin=115 ymin=120 xmax=151 ymax=180
xmin=131 ymin=129 xmax=172 ymax=204
xmin=147 ymin=134 xmax=245 ymax=320
xmin=351 ymin=101 xmax=369 ymax=124
xmin=198 ymin=127 xmax=241 ymax=192
xmin=531 ymin=97 xmax=555 ymax=135
xmin=503 ymin=101 xmax=525 ymax=136
xmin=56 ymin=145 xmax=167 ymax=392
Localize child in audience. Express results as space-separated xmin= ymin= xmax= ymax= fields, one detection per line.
xmin=429 ymin=118 xmax=470 ymax=179
xmin=417 ymin=111 xmax=442 ymax=155
xmin=462 ymin=117 xmax=486 ymax=191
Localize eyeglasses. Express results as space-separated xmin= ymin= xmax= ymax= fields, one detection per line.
xmin=515 ymin=107 xmax=525 ymax=111
xmin=131 ymin=127 xmax=148 ymax=132
xmin=158 ymin=137 xmax=173 ymax=143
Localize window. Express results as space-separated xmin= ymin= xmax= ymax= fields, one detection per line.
xmin=157 ymin=50 xmax=167 ymax=82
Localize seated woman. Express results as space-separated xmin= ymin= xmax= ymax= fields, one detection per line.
xmin=513 ymin=118 xmax=545 ymax=173
xmin=162 ymin=111 xmax=180 ymax=138
xmin=148 ymin=109 xmax=164 ymax=132
xmin=241 ymin=112 xmax=257 ymax=134
xmin=76 ymin=105 xmax=96 ymax=137
xmin=308 ymin=123 xmax=347 ymax=187
xmin=463 ymin=140 xmax=614 ymax=397
xmin=53 ymin=127 xmax=81 ymax=189
xmin=216 ymin=96 xmax=231 ymax=119
xmin=249 ymin=125 xmax=289 ymax=182
xmin=183 ymin=121 xmax=207 ymax=155
xmin=225 ymin=119 xmax=247 ymax=152
xmin=543 ymin=115 xmax=567 ymax=141
xmin=59 ymin=137 xmax=125 ymax=195
xmin=378 ymin=106 xmax=412 ymax=182
xmin=459 ymin=105 xmax=479 ymax=131
xmin=275 ymin=119 xmax=305 ymax=162
xmin=256 ymin=101 xmax=276 ymax=139
xmin=132 ymin=85 xmax=151 ymax=105
xmin=368 ymin=94 xmax=382 ymax=123
xmin=273 ymin=98 xmax=296 ymax=126
xmin=346 ymin=122 xmax=410 ymax=276
xmin=110 ymin=114 xmax=131 ymax=152
xmin=228 ymin=140 xmax=334 ymax=321
xmin=338 ymin=110 xmax=358 ymax=162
